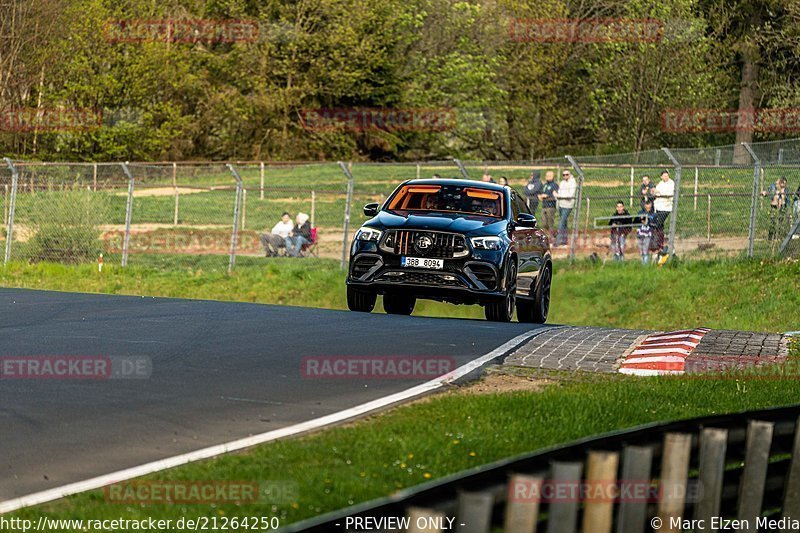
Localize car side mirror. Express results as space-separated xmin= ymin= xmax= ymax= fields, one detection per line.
xmin=516 ymin=213 xmax=537 ymax=227
xmin=363 ymin=203 xmax=380 ymax=217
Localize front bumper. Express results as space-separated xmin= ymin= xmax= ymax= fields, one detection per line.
xmin=347 ymin=245 xmax=507 ymax=304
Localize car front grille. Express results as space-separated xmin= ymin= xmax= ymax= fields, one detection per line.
xmin=381 ymin=230 xmax=468 ymax=258
xmin=376 ymin=271 xmax=464 ymax=287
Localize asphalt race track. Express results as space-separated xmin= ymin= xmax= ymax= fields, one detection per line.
xmin=0 ymin=288 xmax=543 ymax=502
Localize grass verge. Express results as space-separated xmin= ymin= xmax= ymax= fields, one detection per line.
xmin=1 ymin=256 xmax=798 ymax=331
xmin=10 ymin=369 xmax=800 ymax=528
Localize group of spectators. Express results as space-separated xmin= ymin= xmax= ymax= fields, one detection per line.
xmin=605 ymin=171 xmax=676 ymax=264
xmin=260 ymin=212 xmax=312 ymax=257
xmin=763 ymin=176 xmax=800 ymax=241
xmin=521 ymin=169 xmax=676 ymax=264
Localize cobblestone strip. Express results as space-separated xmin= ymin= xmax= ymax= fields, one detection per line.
xmin=504 ymin=326 xmax=653 ymax=373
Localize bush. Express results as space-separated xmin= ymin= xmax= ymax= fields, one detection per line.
xmin=26 ymin=190 xmax=110 ymax=264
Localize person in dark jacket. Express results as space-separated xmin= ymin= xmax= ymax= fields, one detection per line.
xmin=639 ymin=175 xmax=656 ymax=210
xmin=608 ymin=201 xmax=633 ymax=261
xmin=636 ymin=201 xmax=656 ymax=264
xmin=286 ymin=212 xmax=312 ymax=257
xmin=524 ymin=171 xmax=544 ymax=214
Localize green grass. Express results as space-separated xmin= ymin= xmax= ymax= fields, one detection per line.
xmin=10 ymin=373 xmax=800 ymax=528
xmin=1 ymin=257 xmax=798 ymax=331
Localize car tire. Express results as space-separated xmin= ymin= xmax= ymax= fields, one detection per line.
xmin=485 ymin=260 xmax=516 ymax=322
xmin=516 ymin=298 xmax=535 ymax=323
xmin=531 ymin=262 xmax=552 ymax=324
xmin=347 ymin=286 xmax=377 ymax=312
xmin=383 ymin=293 xmax=416 ymax=315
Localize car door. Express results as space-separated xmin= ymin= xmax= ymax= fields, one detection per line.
xmin=509 ymin=190 xmax=538 ymax=294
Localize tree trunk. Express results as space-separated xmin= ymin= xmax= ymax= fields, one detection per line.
xmin=733 ymin=12 xmax=762 ymax=165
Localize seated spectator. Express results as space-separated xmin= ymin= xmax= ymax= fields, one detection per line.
xmin=286 ymin=212 xmax=312 ymax=257
xmin=636 ymin=201 xmax=656 ymax=265
xmin=608 ymin=201 xmax=632 ymax=261
xmin=499 ymin=176 xmax=509 ymax=186
xmin=260 ymin=212 xmax=293 ymax=257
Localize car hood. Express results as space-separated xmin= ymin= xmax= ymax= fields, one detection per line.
xmin=368 ymin=210 xmax=506 ymax=235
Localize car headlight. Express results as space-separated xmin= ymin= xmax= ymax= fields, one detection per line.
xmin=356 ymin=227 xmax=383 ymax=242
xmin=470 ymin=236 xmax=503 ymax=250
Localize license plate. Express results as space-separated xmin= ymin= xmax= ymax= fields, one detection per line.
xmin=401 ymin=256 xmax=443 ymax=269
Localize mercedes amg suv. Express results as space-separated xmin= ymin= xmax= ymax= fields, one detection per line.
xmin=346 ymin=178 xmax=552 ymax=322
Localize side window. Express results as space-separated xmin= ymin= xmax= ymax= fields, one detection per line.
xmin=511 ymin=189 xmax=529 ymax=218
xmin=510 ymin=192 xmax=520 ymax=220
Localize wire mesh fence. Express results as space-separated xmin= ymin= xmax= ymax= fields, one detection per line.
xmin=2 ymin=138 xmax=799 ymax=273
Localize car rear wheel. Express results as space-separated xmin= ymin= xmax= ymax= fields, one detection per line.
xmin=347 ymin=286 xmax=377 ymax=312
xmin=531 ymin=262 xmax=551 ymax=323
xmin=383 ymin=293 xmax=416 ymax=315
xmin=485 ymin=261 xmax=516 ymax=322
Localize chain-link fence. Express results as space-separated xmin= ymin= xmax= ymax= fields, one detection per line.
xmin=2 ymin=138 xmax=799 ymax=273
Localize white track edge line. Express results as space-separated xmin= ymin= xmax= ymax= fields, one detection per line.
xmin=0 ymin=328 xmax=542 ymax=515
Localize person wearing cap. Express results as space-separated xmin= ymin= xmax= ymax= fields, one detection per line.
xmin=286 ymin=212 xmax=312 ymax=257
xmin=554 ymin=169 xmax=577 ymax=246
xmin=524 ymin=171 xmax=543 ymax=214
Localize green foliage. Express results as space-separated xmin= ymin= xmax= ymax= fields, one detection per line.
xmin=3 ymin=0 xmax=798 ymax=161
xmin=26 ymin=190 xmax=110 ymax=264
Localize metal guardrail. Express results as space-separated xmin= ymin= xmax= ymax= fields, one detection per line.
xmin=283 ymin=404 xmax=800 ymax=532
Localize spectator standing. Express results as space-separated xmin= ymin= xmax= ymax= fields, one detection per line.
xmin=524 ymin=171 xmax=543 ymax=214
xmin=636 ymin=201 xmax=656 ymax=265
xmin=286 ymin=212 xmax=312 ymax=257
xmin=260 ymin=211 xmax=293 ymax=257
xmin=762 ymin=176 xmax=788 ymax=240
xmin=608 ymin=201 xmax=632 ymax=261
xmin=639 ymin=175 xmax=655 ymax=209
xmin=538 ymin=171 xmax=559 ymax=239
xmin=555 ymin=169 xmax=577 ymax=246
xmin=653 ymin=170 xmax=675 ymax=253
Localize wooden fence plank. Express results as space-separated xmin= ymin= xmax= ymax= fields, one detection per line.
xmin=582 ymin=451 xmax=619 ymax=533
xmin=546 ymin=461 xmax=583 ymax=533
xmin=657 ymin=433 xmax=692 ymax=533
xmin=456 ymin=490 xmax=494 ymax=533
xmin=693 ymin=428 xmax=728 ymax=523
xmin=616 ymin=446 xmax=654 ymax=533
xmin=737 ymin=420 xmax=774 ymax=530
xmin=407 ymin=507 xmax=445 ymax=533
xmin=782 ymin=416 xmax=800 ymax=522
xmin=504 ymin=473 xmax=543 ymax=533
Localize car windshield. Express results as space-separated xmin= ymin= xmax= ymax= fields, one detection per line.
xmin=386 ymin=184 xmax=505 ymax=218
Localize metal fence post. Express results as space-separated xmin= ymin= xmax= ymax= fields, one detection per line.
xmin=453 ymin=158 xmax=470 ymax=180
xmin=741 ymin=142 xmax=761 ymax=257
xmin=120 ymin=162 xmax=135 ymax=267
xmin=226 ymin=164 xmax=244 ymax=274
xmin=661 ymin=148 xmax=682 ymax=258
xmin=565 ymin=155 xmax=584 ymax=261
xmin=338 ymin=161 xmax=354 ymax=270
xmin=3 ymin=158 xmax=19 ymax=265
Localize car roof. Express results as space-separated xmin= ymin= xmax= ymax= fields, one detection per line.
xmin=401 ymin=178 xmax=507 ymax=192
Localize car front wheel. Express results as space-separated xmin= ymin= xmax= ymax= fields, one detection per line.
xmin=347 ymin=286 xmax=377 ymax=312
xmin=383 ymin=293 xmax=416 ymax=315
xmin=485 ymin=260 xmax=516 ymax=322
